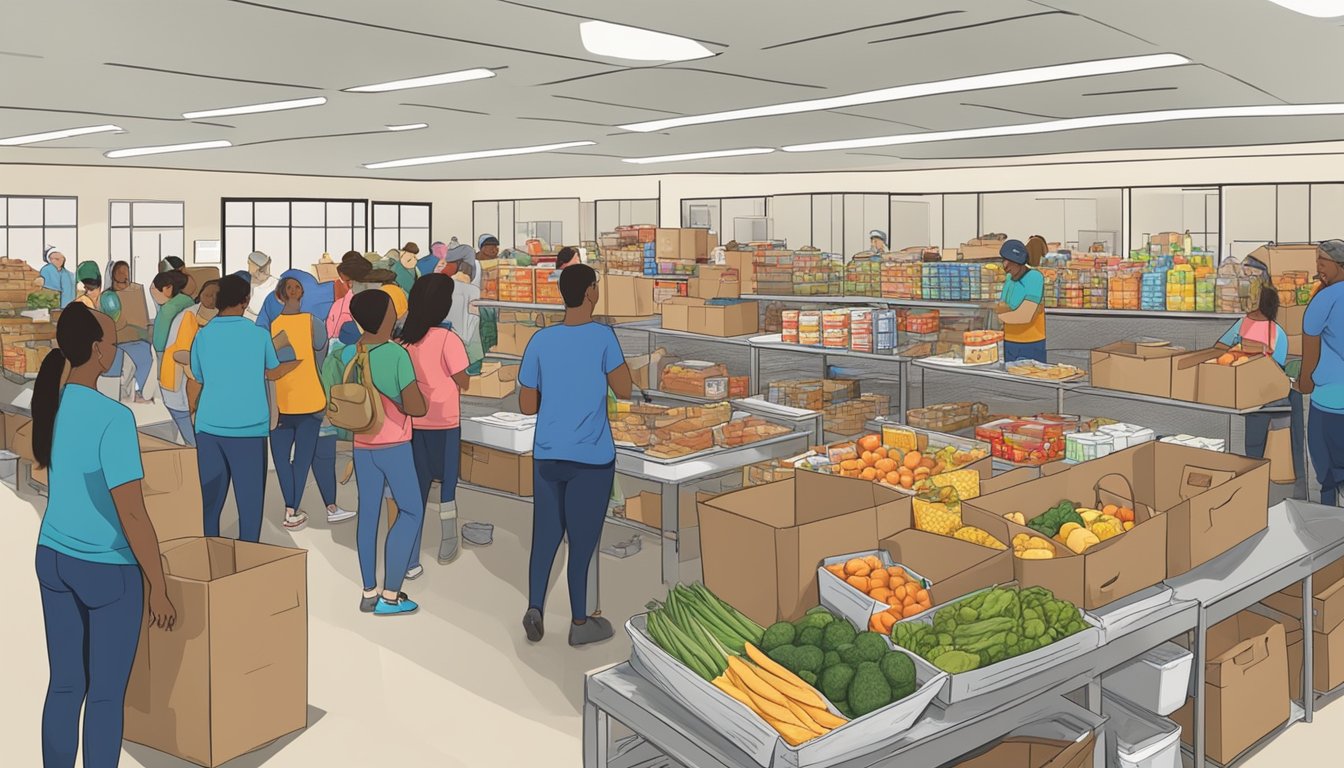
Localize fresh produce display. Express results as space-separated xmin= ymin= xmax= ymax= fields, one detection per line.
xmin=644 ymin=584 xmax=765 ymax=680
xmin=911 ymin=486 xmax=963 ymax=536
xmin=1008 ymin=500 xmax=1136 ymax=554
xmin=712 ymin=647 xmax=850 ymax=745
xmin=1214 ymin=345 xmax=1260 ymax=366
xmin=1011 ymin=533 xmax=1058 ymax=559
xmin=835 ymin=433 xmax=987 ymax=490
xmin=760 ymin=607 xmax=919 ymax=721
xmin=890 ymin=586 xmax=1089 ymax=674
xmin=823 ymin=556 xmax=932 ymax=635
xmin=952 ymin=526 xmax=1008 ymax=550
xmin=26 ymin=291 xmax=60 ymax=310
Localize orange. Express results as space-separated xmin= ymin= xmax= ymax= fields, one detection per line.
xmin=870 ymin=587 xmax=893 ymax=603
xmin=892 ymin=584 xmax=908 ymax=602
xmin=840 ymin=459 xmax=860 ymax=472
xmin=844 ymin=558 xmax=869 ymax=576
xmin=920 ymin=456 xmax=937 ymax=470
xmin=1102 ymin=503 xmax=1118 ymax=517
xmin=886 ymin=595 xmax=903 ymax=607
xmin=903 ymin=451 xmax=923 ymax=470
xmin=903 ymin=594 xmax=917 ymax=607
xmin=860 ymin=467 xmax=878 ymax=481
xmin=915 ymin=588 xmax=930 ymax=604
xmin=887 ymin=605 xmax=903 ymax=620
xmin=857 ymin=434 xmax=882 ymax=453
xmin=889 ymin=567 xmax=908 ymax=580
xmin=826 ymin=564 xmax=845 ymax=577
xmin=900 ymin=474 xmax=914 ymax=489
xmin=885 ymin=471 xmax=902 ymax=486
xmin=846 ymin=575 xmax=870 ymax=592
xmin=868 ymin=569 xmax=888 ymax=585
xmin=863 ymin=555 xmax=883 ymax=570
xmin=875 ymin=458 xmax=897 ymax=474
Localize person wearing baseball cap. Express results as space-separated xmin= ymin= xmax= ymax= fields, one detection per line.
xmin=995 ymin=238 xmax=1048 ymax=363
xmin=1300 ymin=239 xmax=1344 ymax=505
xmin=868 ymin=230 xmax=888 ymax=254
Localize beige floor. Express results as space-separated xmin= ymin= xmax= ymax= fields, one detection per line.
xmin=2 ymin=403 xmax=1342 ymax=766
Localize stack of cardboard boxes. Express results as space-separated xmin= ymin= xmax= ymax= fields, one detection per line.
xmin=661 ymin=266 xmax=758 ymax=338
xmin=1261 ymin=559 xmax=1344 ymax=700
xmin=1090 ymin=339 xmax=1290 ymax=410
xmin=1249 ymin=243 xmax=1325 ymax=356
xmin=0 ymin=259 xmax=57 ymax=378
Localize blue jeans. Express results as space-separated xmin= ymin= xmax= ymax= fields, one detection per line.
xmin=36 ymin=546 xmax=144 ymax=768
xmin=411 ymin=428 xmax=462 ymax=569
xmin=104 ymin=340 xmax=154 ymax=394
xmin=271 ymin=411 xmax=323 ymax=511
xmin=1308 ymin=404 xmax=1344 ymax=506
xmin=166 ymin=407 xmax=197 ymax=448
xmin=529 ymin=458 xmax=616 ymax=621
xmin=1245 ymin=389 xmax=1306 ymax=485
xmin=312 ymin=434 xmax=338 ymax=507
xmin=197 ymin=432 xmax=268 ymax=542
xmin=1004 ymin=339 xmax=1047 ymax=363
xmin=354 ymin=443 xmax=424 ymax=593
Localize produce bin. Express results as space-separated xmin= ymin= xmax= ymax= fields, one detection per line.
xmin=817 ymin=551 xmax=931 ymax=634
xmin=1101 ymin=642 xmax=1192 ymax=717
xmin=1103 ymin=693 xmax=1182 ymax=768
xmin=625 ymin=613 xmax=946 ymax=768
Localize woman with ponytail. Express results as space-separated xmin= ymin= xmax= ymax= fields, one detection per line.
xmin=32 ymin=302 xmax=177 ymax=767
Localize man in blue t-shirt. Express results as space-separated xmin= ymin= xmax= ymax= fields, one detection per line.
xmin=191 ymin=275 xmax=298 ymax=541
xmin=1302 ymin=240 xmax=1344 ymax=505
xmin=518 ymin=264 xmax=632 ymax=647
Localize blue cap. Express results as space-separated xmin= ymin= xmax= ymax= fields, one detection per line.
xmin=478 ymin=234 xmax=499 ymax=249
xmin=339 ymin=320 xmax=361 ymax=345
xmin=1000 ymin=239 xmax=1029 ymax=265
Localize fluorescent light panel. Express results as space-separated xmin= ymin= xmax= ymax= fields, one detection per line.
xmin=345 ymin=68 xmax=494 ymax=93
xmin=620 ymin=53 xmax=1189 ymax=132
xmin=182 ymin=97 xmax=326 ymax=119
xmin=579 ymin=20 xmax=713 ymax=62
xmin=0 ymin=124 xmax=121 ymax=146
xmin=623 ymin=147 xmax=774 ymax=164
xmin=364 ymin=140 xmax=596 ymax=169
xmin=1268 ymin=1 xmax=1344 ymax=17
xmin=386 ymin=123 xmax=428 ymax=131
xmin=105 ymin=140 xmax=232 ymax=159
xmin=782 ymin=103 xmax=1344 ymax=153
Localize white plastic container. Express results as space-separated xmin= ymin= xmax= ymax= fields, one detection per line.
xmin=462 ymin=412 xmax=535 ymax=453
xmin=1103 ymin=693 xmax=1182 ymax=768
xmin=1099 ymin=423 xmax=1156 ymax=450
xmin=1101 ymin=641 xmax=1193 ymax=717
xmin=1066 ymin=432 xmax=1114 ymax=463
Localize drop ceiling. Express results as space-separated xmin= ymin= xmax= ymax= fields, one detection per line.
xmin=2 ymin=0 xmax=1341 ymax=180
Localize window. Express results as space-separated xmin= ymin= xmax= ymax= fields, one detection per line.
xmin=372 ymin=202 xmax=431 ymax=254
xmin=0 ymin=195 xmax=78 ymax=269
xmin=222 ymin=198 xmax=366 ymax=273
xmin=109 ymin=201 xmax=184 ymax=285
xmin=1130 ymin=187 xmax=1221 ymax=260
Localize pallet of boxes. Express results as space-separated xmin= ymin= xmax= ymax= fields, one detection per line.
xmin=1248 ymin=242 xmax=1325 ymax=356
xmin=0 ymin=259 xmax=59 ymax=382
xmin=659 ymin=235 xmax=760 ymax=338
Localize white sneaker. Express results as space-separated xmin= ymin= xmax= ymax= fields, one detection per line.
xmin=405 ymin=564 xmax=424 ymax=580
xmin=283 ymin=510 xmax=308 ymax=530
xmin=326 ymin=505 xmax=355 ymax=524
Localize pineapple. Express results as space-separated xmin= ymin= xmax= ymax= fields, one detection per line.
xmin=913 ymin=497 xmax=963 ymax=536
xmin=931 ymin=469 xmax=980 ymax=500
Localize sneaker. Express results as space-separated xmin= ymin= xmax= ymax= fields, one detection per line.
xmin=569 ymin=616 xmax=614 ymax=647
xmin=326 ymin=505 xmax=355 ymax=524
xmin=523 ymin=607 xmax=545 ymax=642
xmin=374 ymin=595 xmax=419 ymax=617
xmin=361 ymin=591 xmax=407 ymax=613
xmin=282 ymin=510 xmax=308 ymax=530
xmin=405 ymin=564 xmax=424 ymax=580
xmin=438 ymin=514 xmax=460 ymax=564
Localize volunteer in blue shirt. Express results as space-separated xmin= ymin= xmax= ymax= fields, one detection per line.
xmin=31 ymin=302 xmax=176 ymax=767
xmin=191 ymin=275 xmax=300 ymax=541
xmin=518 ymin=264 xmax=632 ymax=647
xmin=995 ymin=239 xmax=1048 ymax=363
xmin=39 ymin=245 xmax=76 ymax=307
xmin=1301 ymin=239 xmax=1344 ymax=506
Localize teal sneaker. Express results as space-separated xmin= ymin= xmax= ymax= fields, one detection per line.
xmin=373 ymin=595 xmax=419 ymax=617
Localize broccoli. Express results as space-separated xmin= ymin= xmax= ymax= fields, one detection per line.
xmin=820 ymin=620 xmax=857 ymax=651
xmin=794 ymin=645 xmax=825 ymax=673
xmin=851 ymin=632 xmax=889 ymax=664
xmin=761 ymin=622 xmax=797 ymax=651
xmin=879 ymin=651 xmax=917 ymax=698
xmin=798 ymin=626 xmax=824 ymax=648
xmin=822 ymin=650 xmax=841 ymax=670
xmin=798 ymin=670 xmax=818 ymax=686
xmin=849 ymin=661 xmax=894 ymax=718
xmin=767 ymin=644 xmax=801 ymax=672
xmin=819 ymin=663 xmax=855 ymax=703
xmin=838 ymin=643 xmax=866 ymax=666
xmin=833 ymin=700 xmax=852 ymax=719
xmin=795 ymin=610 xmax=837 ymax=631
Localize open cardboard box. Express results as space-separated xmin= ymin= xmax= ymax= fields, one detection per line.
xmin=880 ymin=526 xmax=1014 ymax=607
xmin=596 ymin=273 xmax=656 ymax=317
xmin=1262 ymin=558 xmax=1344 ymax=634
xmin=1255 ymin=601 xmax=1344 ymax=700
xmin=661 ymin=298 xmax=759 ymax=337
xmin=1088 ymin=341 xmax=1185 ymax=399
xmin=1248 ymin=243 xmax=1324 ymax=277
xmin=468 ymin=362 xmax=519 ymax=399
xmin=1172 ymin=348 xmax=1291 ymax=410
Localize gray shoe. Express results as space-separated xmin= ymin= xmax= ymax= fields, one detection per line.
xmin=361 ymin=591 xmax=407 ymax=613
xmin=463 ymin=521 xmax=494 ymax=546
xmin=523 ymin=608 xmax=545 ymax=642
xmin=438 ymin=503 xmax=460 ymax=564
xmin=569 ymin=616 xmax=614 ymax=647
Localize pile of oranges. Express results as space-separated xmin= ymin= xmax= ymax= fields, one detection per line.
xmin=835 ymin=435 xmax=941 ymax=489
xmin=824 ymin=555 xmax=933 ymax=634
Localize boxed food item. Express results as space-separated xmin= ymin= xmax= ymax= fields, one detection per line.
xmin=962 ymin=330 xmax=1002 ymax=365
xmin=821 ymin=308 xmax=850 ymax=349
xmin=124 ymin=538 xmax=307 ymax=768
xmin=798 ymin=309 xmax=821 ymax=346
xmin=712 ymin=416 xmax=791 ymax=448
xmin=780 ymin=309 xmax=799 ymax=344
xmin=742 ymin=459 xmax=797 ymax=487
xmin=659 ymin=360 xmax=730 ymax=400
xmin=467 ymin=362 xmax=519 ymax=399
xmin=850 ymin=308 xmax=874 ymax=353
xmin=1171 ymin=611 xmax=1290 ymax=765
xmin=660 ymin=298 xmax=759 ymax=337
xmin=655 ymin=227 xmax=709 ymax=262
xmin=688 ymin=265 xmax=740 ymax=300
xmin=975 ymin=417 xmax=1070 ymax=466
xmin=459 ymin=442 xmax=533 ymax=496
xmin=595 ymin=273 xmax=656 ymax=317
xmin=1089 ymin=341 xmax=1186 ymax=399
xmin=1098 ymin=422 xmax=1157 ymax=450
xmin=906 ymin=402 xmax=988 ymax=433
xmin=1159 ymin=434 xmax=1226 ymax=452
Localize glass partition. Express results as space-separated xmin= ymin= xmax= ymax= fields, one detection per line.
xmin=980 ymin=189 xmax=1122 ymax=255
xmin=1129 ymin=187 xmax=1220 ymax=260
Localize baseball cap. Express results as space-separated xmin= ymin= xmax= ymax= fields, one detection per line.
xmin=1000 ymin=239 xmax=1029 ymax=265
xmin=1321 ymin=239 xmax=1344 ymax=264
xmin=478 ymin=234 xmax=499 ymax=249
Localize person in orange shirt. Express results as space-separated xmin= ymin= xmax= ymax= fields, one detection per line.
xmin=994 ymin=239 xmax=1048 ymax=363
xmin=160 ymin=280 xmax=220 ymax=446
xmin=269 ymin=276 xmax=329 ymax=531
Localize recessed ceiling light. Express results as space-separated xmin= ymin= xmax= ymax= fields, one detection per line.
xmin=105 ymin=140 xmax=232 ymax=159
xmin=1267 ymin=1 xmax=1344 ymax=17
xmin=0 ymin=124 xmax=122 ymax=146
xmin=345 ymin=69 xmax=495 ymax=93
xmin=386 ymin=123 xmax=428 ymax=131
xmin=620 ymin=53 xmax=1189 ymax=132
xmin=363 ymin=140 xmax=596 ymax=169
xmin=182 ymin=97 xmax=326 ymax=119
xmin=622 ymin=147 xmax=775 ymax=164
xmin=579 ymin=20 xmax=713 ymax=62
xmin=781 ymin=103 xmax=1344 ymax=153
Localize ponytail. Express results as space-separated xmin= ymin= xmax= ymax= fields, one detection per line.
xmin=32 ymin=302 xmax=104 ymax=469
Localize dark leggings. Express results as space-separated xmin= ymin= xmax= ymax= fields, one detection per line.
xmin=197 ymin=433 xmax=267 ymax=542
xmin=312 ymin=434 xmax=338 ymax=507
xmin=36 ymin=546 xmax=144 ymax=768
xmin=1308 ymin=404 xmax=1344 ymax=506
xmin=528 ymin=458 xmax=615 ymax=621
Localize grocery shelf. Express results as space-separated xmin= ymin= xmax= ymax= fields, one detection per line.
xmin=605 ymin=514 xmax=663 ymax=539
xmin=910 ymin=358 xmax=1086 ymax=391
xmin=475 ymin=300 xmax=566 ymax=311
xmin=749 ymin=333 xmax=911 ymax=364
xmin=617 ymin=318 xmax=756 ymax=347
xmin=639 ymin=388 xmax=720 ymax=405
xmin=1046 ymin=306 xmax=1242 ymax=320
xmin=742 ymin=293 xmax=990 ymax=311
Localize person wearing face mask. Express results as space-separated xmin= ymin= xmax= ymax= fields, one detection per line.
xmin=245 ymin=250 xmax=279 ymax=320
xmin=105 ymin=261 xmax=155 ymax=404
xmin=162 ymin=280 xmax=221 ymax=446
xmin=39 ymin=246 xmax=76 ymax=307
xmin=1301 ymin=239 xmax=1344 ymax=506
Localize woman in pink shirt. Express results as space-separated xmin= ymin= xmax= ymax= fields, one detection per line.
xmin=326 ymin=252 xmax=370 ymax=340
xmin=400 ymin=274 xmax=472 ymax=563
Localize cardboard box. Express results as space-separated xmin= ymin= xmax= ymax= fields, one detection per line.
xmin=1181 ymin=349 xmax=1291 ymax=410
xmin=1262 ymin=559 xmax=1344 ymax=633
xmin=951 ymin=734 xmax=1096 ymax=768
xmin=689 ymin=266 xmax=742 ymax=300
xmin=460 ymin=442 xmax=532 ymax=496
xmin=725 ymin=250 xmax=757 ymax=292
xmin=880 ymin=527 xmax=1013 ymax=606
xmin=1288 ymin=334 xmax=1302 ymax=356
xmin=124 ymin=537 xmax=307 ymax=768
xmin=1171 ymin=611 xmax=1289 ymax=765
xmin=1088 ymin=342 xmax=1184 ymax=399
xmin=1280 ymin=303 xmax=1307 ymax=337
xmin=619 ymin=490 xmax=705 ymax=531
xmin=597 ymin=273 xmax=656 ymax=317
xmin=661 ymin=298 xmax=759 ymax=338
xmin=492 ymin=322 xmax=542 ymax=357
xmin=138 ymin=431 xmax=205 ymax=543
xmin=468 ymin=362 xmax=519 ymax=399
xmin=627 ymin=348 xmax=668 ymax=391
xmin=312 ymin=263 xmax=338 ymax=283
xmin=699 ymin=471 xmax=902 ymax=625
xmin=1249 ymin=243 xmax=1325 ymax=277
xmin=656 ymin=228 xmax=709 ymax=262
xmin=1255 ymin=603 xmax=1344 ymax=701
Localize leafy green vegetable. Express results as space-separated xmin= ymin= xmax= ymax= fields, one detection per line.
xmin=932 ymin=649 xmax=981 ymax=674
xmin=794 ymin=645 xmax=825 ymax=674
xmin=879 ymin=651 xmax=917 ymax=698
xmin=798 ymin=626 xmax=824 ymax=648
xmin=849 ymin=662 xmax=893 ymax=717
xmin=851 ymin=632 xmax=889 ymax=664
xmin=820 ymin=620 xmax=857 ymax=651
xmin=761 ymin=622 xmax=796 ymax=651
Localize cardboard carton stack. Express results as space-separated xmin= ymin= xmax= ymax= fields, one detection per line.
xmin=1249 ymin=244 xmax=1325 ymax=354
xmin=595 ymin=271 xmax=656 ymax=317
xmin=767 ymin=378 xmax=860 ymax=412
xmin=658 ymin=360 xmax=739 ymax=400
xmin=823 ymin=393 xmax=890 ymax=436
xmin=660 ymin=297 xmax=758 ymax=337
xmin=468 ymin=362 xmax=519 ymax=399
xmin=1 ymin=316 xmax=58 ymax=377
xmin=0 ymin=257 xmax=40 ymax=310
xmin=687 ymin=265 xmax=740 ymax=300
xmin=653 ymin=228 xmax=708 ymax=275
xmin=1090 ymin=339 xmax=1290 ymax=411
xmin=1260 ymin=559 xmax=1344 ymax=698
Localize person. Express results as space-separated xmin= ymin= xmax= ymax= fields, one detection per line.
xmin=268 ymin=276 xmax=330 ymax=531
xmin=345 ymin=289 xmax=429 ymax=616
xmin=474 ymin=234 xmax=496 ymax=270
xmin=39 ymin=246 xmax=76 ymax=307
xmin=191 ymin=275 xmax=299 ymax=542
xmin=518 ymin=264 xmax=632 ymax=646
xmin=995 ymin=239 xmax=1048 ymax=363
xmin=255 ymin=268 xmax=334 ymax=333
xmin=388 ymin=248 xmax=417 ymax=294
xmin=868 ymin=230 xmax=888 ymax=255
xmin=328 ymin=251 xmax=370 ymax=339
xmin=74 ymin=261 xmax=103 ymax=310
xmin=401 ymin=274 xmax=471 ymax=565
xmin=1026 ymin=235 xmax=1049 ymax=268
xmin=1301 ymin=239 xmax=1344 ymax=506
xmin=245 ymin=250 xmax=279 ymax=320
xmin=313 ymin=321 xmax=356 ymax=526
xmin=105 ymin=261 xmax=155 ymax=404
xmin=160 ymin=256 xmax=199 ymax=299
xmin=152 ymin=269 xmax=193 ymax=361
xmin=161 ymin=279 xmax=220 ymax=447
xmin=31 ymin=302 xmax=176 ymax=768
xmin=441 ymin=243 xmax=484 ymax=372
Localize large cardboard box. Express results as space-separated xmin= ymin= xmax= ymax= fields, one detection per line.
xmin=1249 ymin=243 xmax=1324 ymax=277
xmin=698 ymin=471 xmax=901 ymax=625
xmin=619 ymin=490 xmax=705 ymax=531
xmin=1088 ymin=342 xmax=1184 ymax=399
xmin=124 ymin=537 xmax=307 ymax=767
xmin=1176 ymin=349 xmax=1291 ymax=410
xmin=688 ymin=266 xmax=742 ymax=300
xmin=1171 ymin=611 xmax=1289 ymax=765
xmin=661 ymin=298 xmax=759 ymax=337
xmin=656 ymin=228 xmax=709 ymax=262
xmin=492 ymin=322 xmax=542 ymax=357
xmin=460 ymin=442 xmax=532 ymax=496
xmin=1262 ymin=559 xmax=1344 ymax=634
xmin=1280 ymin=303 xmax=1307 ymax=337
xmin=626 ymin=348 xmax=668 ymax=391
xmin=468 ymin=362 xmax=519 ymax=399
xmin=880 ymin=527 xmax=1013 ymax=606
xmin=951 ymin=733 xmax=1097 ymax=768
xmin=1255 ymin=603 xmax=1344 ymax=701
xmin=725 ymin=250 xmax=757 ymax=293
xmin=597 ymin=273 xmax=656 ymax=317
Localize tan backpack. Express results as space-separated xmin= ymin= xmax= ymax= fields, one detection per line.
xmin=327 ymin=343 xmax=385 ymax=435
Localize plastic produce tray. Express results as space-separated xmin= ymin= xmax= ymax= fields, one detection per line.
xmin=817 ymin=551 xmax=931 ymax=633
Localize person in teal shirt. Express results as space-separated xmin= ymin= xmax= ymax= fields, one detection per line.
xmin=151 ymin=269 xmax=194 ymax=354
xmin=1302 ymin=240 xmax=1344 ymax=505
xmin=38 ymin=246 xmax=76 ymax=306
xmin=31 ymin=301 xmax=176 ymax=768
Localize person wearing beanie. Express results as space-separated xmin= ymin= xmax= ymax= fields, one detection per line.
xmin=868 ymin=230 xmax=888 ymax=255
xmin=245 ymin=251 xmax=278 ymax=321
xmin=39 ymin=246 xmax=76 ymax=307
xmin=1301 ymin=239 xmax=1344 ymax=505
xmin=995 ymin=238 xmax=1048 ymax=363
xmin=74 ymin=261 xmax=104 ymax=310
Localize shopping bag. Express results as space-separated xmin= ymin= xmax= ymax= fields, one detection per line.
xmin=1266 ymin=426 xmax=1296 ymax=484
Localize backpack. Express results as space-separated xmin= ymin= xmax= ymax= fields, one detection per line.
xmin=327 ymin=343 xmax=384 ymax=435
